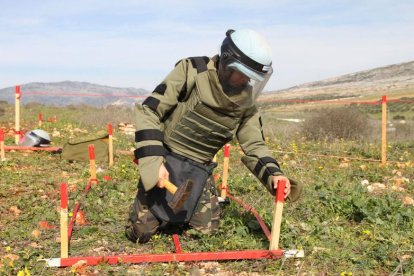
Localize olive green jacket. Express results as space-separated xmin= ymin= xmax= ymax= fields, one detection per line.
xmin=134 ymin=56 xmax=294 ymax=198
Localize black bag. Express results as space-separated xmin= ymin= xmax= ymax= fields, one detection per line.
xmin=141 ymin=151 xmax=216 ymax=223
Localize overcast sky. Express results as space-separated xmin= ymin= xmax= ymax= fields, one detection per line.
xmin=0 ymin=0 xmax=413 ymax=92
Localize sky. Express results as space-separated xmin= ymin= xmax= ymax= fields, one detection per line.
xmin=0 ymin=0 xmax=413 ymax=92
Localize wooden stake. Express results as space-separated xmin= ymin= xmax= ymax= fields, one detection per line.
xmin=60 ymin=183 xmax=69 ymax=258
xmin=38 ymin=112 xmax=42 ymax=127
xmin=88 ymin=145 xmax=97 ymax=180
xmin=108 ymin=124 xmax=114 ymax=167
xmin=381 ymin=95 xmax=387 ymax=166
xmin=15 ymin=85 xmax=21 ymax=145
xmin=220 ymin=144 xmax=231 ymax=199
xmin=269 ymin=179 xmax=286 ymax=250
xmin=0 ymin=129 xmax=5 ymax=161
xmin=4 ymin=145 xmax=62 ymax=152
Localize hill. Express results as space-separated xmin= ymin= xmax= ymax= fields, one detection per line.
xmin=1 ymin=61 xmax=413 ymax=106
xmin=263 ymin=60 xmax=414 ymax=100
xmin=0 ymin=81 xmax=149 ymax=107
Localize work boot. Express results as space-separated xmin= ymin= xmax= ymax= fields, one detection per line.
xmin=125 ymin=225 xmax=138 ymax=243
xmin=125 ymin=225 xmax=153 ymax=244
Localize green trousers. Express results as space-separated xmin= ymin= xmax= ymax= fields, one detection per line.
xmin=126 ymin=176 xmax=220 ymax=243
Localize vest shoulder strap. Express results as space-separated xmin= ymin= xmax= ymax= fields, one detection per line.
xmin=178 ymin=56 xmax=212 ymax=102
xmin=189 ymin=56 xmax=209 ymax=73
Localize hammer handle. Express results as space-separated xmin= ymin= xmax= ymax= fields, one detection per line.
xmin=163 ymin=179 xmax=177 ymax=194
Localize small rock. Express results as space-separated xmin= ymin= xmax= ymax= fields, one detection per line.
xmin=339 ymin=162 xmax=349 ymax=168
xmin=367 ymin=183 xmax=386 ymax=193
xmin=403 ymin=196 xmax=414 ymax=206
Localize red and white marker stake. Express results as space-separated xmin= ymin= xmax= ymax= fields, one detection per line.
xmin=0 ymin=129 xmax=5 ymax=161
xmin=269 ymin=179 xmax=286 ymax=250
xmin=38 ymin=112 xmax=42 ymax=127
xmin=220 ymin=144 xmax=231 ymax=199
xmin=15 ymin=85 xmax=21 ymax=144
xmin=108 ymin=124 xmax=114 ymax=167
xmin=381 ymin=95 xmax=387 ymax=166
xmin=60 ymin=183 xmax=69 ymax=258
xmin=88 ymin=144 xmax=97 ymax=181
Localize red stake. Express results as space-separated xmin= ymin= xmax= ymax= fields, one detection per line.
xmin=0 ymin=129 xmax=5 ymax=161
xmin=88 ymin=145 xmax=97 ymax=181
xmin=269 ymin=180 xmax=286 ymax=250
xmin=38 ymin=112 xmax=42 ymax=127
xmin=108 ymin=123 xmax=114 ymax=166
xmin=67 ymin=179 xmax=97 ymax=241
xmin=60 ymin=183 xmax=69 ymax=258
xmin=173 ymin=234 xmax=182 ymax=253
xmin=45 ymin=249 xmax=284 ymax=267
xmin=220 ymin=144 xmax=231 ymax=199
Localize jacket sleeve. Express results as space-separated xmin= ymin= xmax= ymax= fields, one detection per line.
xmin=134 ymin=59 xmax=190 ymax=191
xmin=236 ymin=107 xmax=283 ymax=195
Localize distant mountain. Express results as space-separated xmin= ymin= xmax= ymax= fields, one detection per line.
xmin=0 ymin=81 xmax=149 ymax=106
xmin=263 ymin=60 xmax=414 ymax=100
xmin=2 ymin=61 xmax=413 ymax=106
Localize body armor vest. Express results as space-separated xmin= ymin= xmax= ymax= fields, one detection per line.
xmin=163 ymin=56 xmax=255 ymax=163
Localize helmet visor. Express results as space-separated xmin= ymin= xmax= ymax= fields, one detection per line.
xmin=18 ymin=131 xmax=50 ymax=147
xmin=219 ymin=58 xmax=273 ymax=103
xmin=19 ymin=132 xmax=40 ymax=147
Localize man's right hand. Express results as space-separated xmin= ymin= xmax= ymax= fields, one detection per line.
xmin=156 ymin=163 xmax=169 ymax=188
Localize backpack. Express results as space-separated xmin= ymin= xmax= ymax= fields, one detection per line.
xmin=61 ymin=130 xmax=109 ymax=162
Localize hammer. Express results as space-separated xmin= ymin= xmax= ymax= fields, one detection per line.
xmin=161 ymin=179 xmax=194 ymax=212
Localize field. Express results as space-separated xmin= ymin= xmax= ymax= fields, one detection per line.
xmin=1 ymin=101 xmax=414 ymax=275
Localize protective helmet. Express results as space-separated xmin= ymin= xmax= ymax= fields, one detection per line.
xmin=219 ymin=29 xmax=273 ymax=101
xmin=19 ymin=129 xmax=51 ymax=147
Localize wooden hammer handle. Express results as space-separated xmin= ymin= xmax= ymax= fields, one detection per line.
xmin=162 ymin=179 xmax=177 ymax=194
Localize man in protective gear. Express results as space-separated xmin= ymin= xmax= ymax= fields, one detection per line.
xmin=126 ymin=29 xmax=302 ymax=243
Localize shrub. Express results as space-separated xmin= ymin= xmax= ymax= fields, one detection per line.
xmin=301 ymin=106 xmax=371 ymax=141
xmin=393 ymin=114 xmax=405 ymax=120
xmin=24 ymin=102 xmax=45 ymax=109
xmin=72 ymin=105 xmax=137 ymax=127
xmin=0 ymin=102 xmax=6 ymax=116
xmin=391 ymin=121 xmax=414 ymax=142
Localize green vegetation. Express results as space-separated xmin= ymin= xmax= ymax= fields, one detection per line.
xmin=300 ymin=107 xmax=370 ymax=141
xmin=347 ymin=97 xmax=414 ymax=125
xmin=0 ymin=103 xmax=413 ymax=275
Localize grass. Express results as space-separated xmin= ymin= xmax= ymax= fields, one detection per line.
xmin=0 ymin=103 xmax=413 ymax=275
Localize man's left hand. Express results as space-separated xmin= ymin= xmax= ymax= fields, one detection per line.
xmin=272 ymin=175 xmax=291 ymax=199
